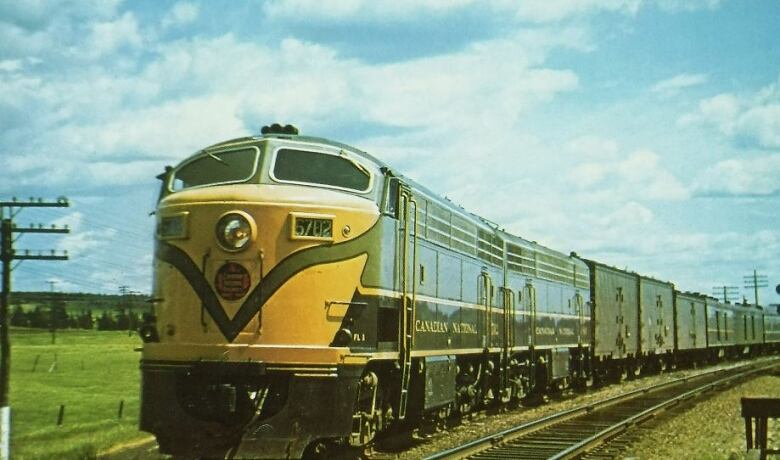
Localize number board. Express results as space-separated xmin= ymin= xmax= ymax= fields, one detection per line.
xmin=158 ymin=212 xmax=188 ymax=239
xmin=291 ymin=214 xmax=334 ymax=241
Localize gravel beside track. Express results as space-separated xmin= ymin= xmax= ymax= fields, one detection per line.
xmin=621 ymin=370 xmax=780 ymax=459
xmin=395 ymin=360 xmax=773 ymax=460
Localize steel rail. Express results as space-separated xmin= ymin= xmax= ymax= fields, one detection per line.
xmin=424 ymin=358 xmax=779 ymax=460
xmin=550 ymin=359 xmax=778 ymax=459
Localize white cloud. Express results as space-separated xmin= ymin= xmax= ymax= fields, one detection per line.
xmin=0 ymin=59 xmax=22 ymax=71
xmin=162 ymin=2 xmax=199 ymax=28
xmin=261 ymin=0 xmax=723 ymax=24
xmin=86 ymin=12 xmax=143 ymax=58
xmin=566 ymin=135 xmax=620 ymax=159
xmin=654 ymin=0 xmax=723 ymax=12
xmin=52 ymin=95 xmax=245 ymax=160
xmin=262 ymin=0 xmax=644 ymax=24
xmin=48 ymin=212 xmax=116 ymax=258
xmin=678 ymin=76 xmax=780 ymax=149
xmin=735 ymin=105 xmax=780 ymax=148
xmin=512 ymin=0 xmax=641 ymax=22
xmin=692 ymin=154 xmax=780 ymax=197
xmin=262 ymin=0 xmax=479 ymax=22
xmin=0 ymin=0 xmax=124 ymax=59
xmin=569 ymin=149 xmax=689 ymax=201
xmin=354 ymin=46 xmax=579 ymax=131
xmin=651 ymin=72 xmax=707 ymax=95
xmin=0 ymin=26 xmax=584 ymax=194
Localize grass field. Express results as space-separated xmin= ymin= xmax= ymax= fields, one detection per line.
xmin=9 ymin=328 xmax=150 ymax=460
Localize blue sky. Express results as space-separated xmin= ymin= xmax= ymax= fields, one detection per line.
xmin=1 ymin=0 xmax=778 ymax=305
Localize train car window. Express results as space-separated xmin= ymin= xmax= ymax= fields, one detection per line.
xmin=171 ymin=147 xmax=259 ymax=191
xmin=272 ymin=149 xmax=371 ymax=192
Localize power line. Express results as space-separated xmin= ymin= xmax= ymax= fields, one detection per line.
xmin=16 ymin=266 xmax=114 ymax=292
xmin=34 ymin=206 xmax=153 ymax=241
xmin=743 ymin=269 xmax=768 ymax=306
xmin=1 ymin=197 xmax=70 ymax=460
xmin=711 ymin=285 xmax=739 ymax=303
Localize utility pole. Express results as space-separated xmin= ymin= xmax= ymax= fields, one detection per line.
xmin=711 ymin=285 xmax=739 ymax=303
xmin=0 ymin=197 xmax=69 ymax=460
xmin=743 ymin=270 xmax=768 ymax=306
xmin=47 ymin=280 xmax=58 ymax=344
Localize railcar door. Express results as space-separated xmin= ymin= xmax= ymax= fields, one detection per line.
xmin=616 ymin=287 xmax=626 ymax=357
xmin=501 ymin=287 xmax=514 ymax=401
xmin=524 ymin=281 xmax=537 ymax=346
xmin=397 ymin=183 xmax=417 ymax=420
xmin=478 ymin=271 xmax=493 ymax=349
xmin=690 ymin=301 xmax=697 ymax=348
xmin=575 ymin=291 xmax=586 ymax=345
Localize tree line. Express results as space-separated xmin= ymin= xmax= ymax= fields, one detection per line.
xmin=10 ymin=302 xmax=144 ymax=331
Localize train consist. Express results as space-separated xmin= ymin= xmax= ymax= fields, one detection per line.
xmin=139 ymin=124 xmax=780 ymax=459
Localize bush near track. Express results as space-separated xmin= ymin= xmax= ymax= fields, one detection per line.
xmin=9 ymin=328 xmax=148 ymax=460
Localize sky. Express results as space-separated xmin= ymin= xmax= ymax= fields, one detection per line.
xmin=0 ymin=0 xmax=778 ymax=305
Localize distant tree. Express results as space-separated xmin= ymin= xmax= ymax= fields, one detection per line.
xmin=97 ymin=311 xmax=117 ymax=331
xmin=10 ymin=305 xmax=28 ymax=327
xmin=115 ymin=309 xmax=130 ymax=331
xmin=78 ymin=310 xmax=94 ymax=330
xmin=28 ymin=306 xmax=47 ymax=328
xmin=51 ymin=300 xmax=70 ymax=330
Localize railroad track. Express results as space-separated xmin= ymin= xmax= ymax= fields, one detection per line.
xmin=424 ymin=357 xmax=779 ymax=460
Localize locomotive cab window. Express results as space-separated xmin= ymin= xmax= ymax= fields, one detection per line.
xmin=171 ymin=147 xmax=259 ymax=191
xmin=271 ymin=148 xmax=371 ymax=192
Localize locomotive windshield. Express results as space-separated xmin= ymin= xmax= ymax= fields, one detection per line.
xmin=271 ymin=148 xmax=371 ymax=192
xmin=171 ymin=147 xmax=259 ymax=191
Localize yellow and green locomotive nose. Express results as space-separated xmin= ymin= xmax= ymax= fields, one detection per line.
xmin=151 ymin=182 xmax=380 ymax=352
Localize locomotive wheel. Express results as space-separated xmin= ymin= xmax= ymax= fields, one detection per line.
xmin=630 ymin=364 xmax=642 ymax=378
xmin=572 ymin=373 xmax=593 ymax=392
xmin=610 ymin=365 xmax=628 ymax=383
xmin=302 ymin=440 xmax=363 ymax=460
xmin=349 ymin=371 xmax=381 ymax=448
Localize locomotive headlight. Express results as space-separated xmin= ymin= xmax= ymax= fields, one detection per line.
xmin=216 ymin=211 xmax=255 ymax=252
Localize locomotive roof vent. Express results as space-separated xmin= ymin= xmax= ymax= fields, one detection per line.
xmin=261 ymin=123 xmax=299 ymax=136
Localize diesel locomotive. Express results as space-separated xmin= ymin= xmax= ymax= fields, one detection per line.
xmin=139 ymin=124 xmax=780 ymax=459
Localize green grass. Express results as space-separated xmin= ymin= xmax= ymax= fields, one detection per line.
xmin=9 ymin=328 xmax=150 ymax=459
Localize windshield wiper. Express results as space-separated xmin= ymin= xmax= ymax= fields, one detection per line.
xmin=205 ymin=151 xmax=226 ymax=164
xmin=339 ymin=149 xmax=370 ymax=176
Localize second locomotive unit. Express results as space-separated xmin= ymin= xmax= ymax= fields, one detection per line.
xmin=139 ymin=124 xmax=779 ymax=458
